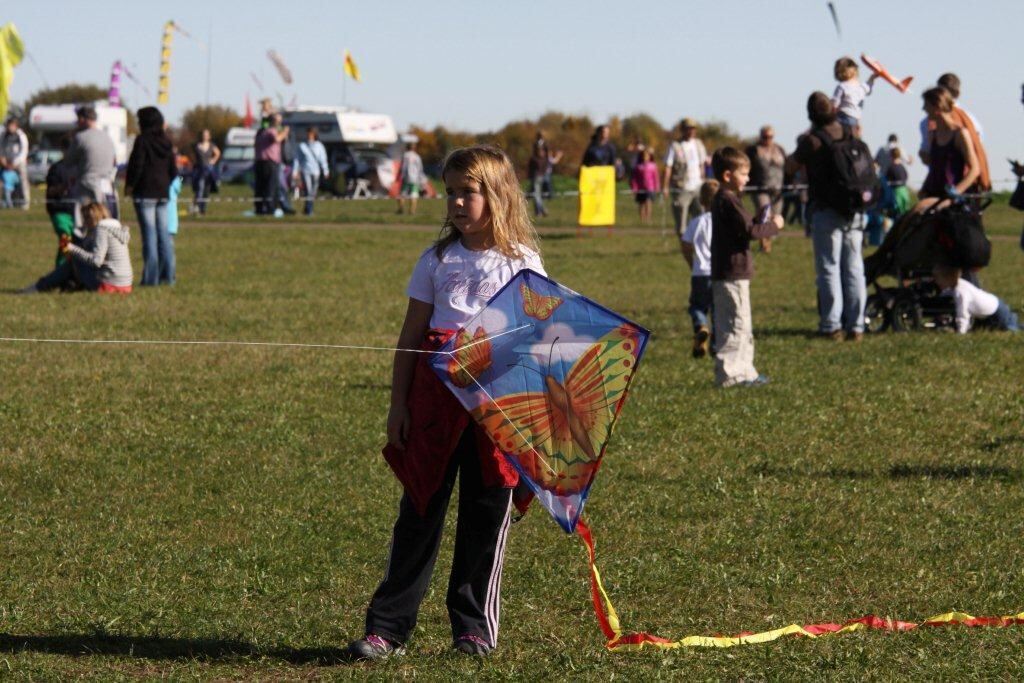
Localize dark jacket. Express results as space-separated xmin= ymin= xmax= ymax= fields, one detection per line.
xmin=125 ymin=132 xmax=177 ymax=199
xmin=710 ymin=188 xmax=780 ymax=281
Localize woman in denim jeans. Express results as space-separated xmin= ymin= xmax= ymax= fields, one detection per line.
xmin=125 ymin=106 xmax=178 ymax=286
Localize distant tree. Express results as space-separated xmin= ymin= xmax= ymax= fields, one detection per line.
xmin=20 ymin=83 xmax=139 ymax=142
xmin=690 ymin=119 xmax=750 ymax=156
xmin=619 ymin=113 xmax=668 ymax=156
xmin=180 ymin=104 xmax=243 ymax=150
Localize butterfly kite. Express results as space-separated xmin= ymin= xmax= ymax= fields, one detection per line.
xmin=428 ymin=269 xmax=649 ymax=532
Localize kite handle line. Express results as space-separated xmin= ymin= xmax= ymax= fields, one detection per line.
xmin=0 ymin=324 xmax=532 ymax=356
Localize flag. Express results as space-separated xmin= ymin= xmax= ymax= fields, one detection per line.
xmin=343 ymin=49 xmax=361 ymax=82
xmin=243 ymin=93 xmax=253 ymax=128
xmin=0 ymin=23 xmax=25 ymax=122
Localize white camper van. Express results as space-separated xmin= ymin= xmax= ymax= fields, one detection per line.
xmin=281 ymin=107 xmax=399 ymax=195
xmin=218 ymin=126 xmax=257 ymax=184
xmin=28 ymin=103 xmax=130 ymax=168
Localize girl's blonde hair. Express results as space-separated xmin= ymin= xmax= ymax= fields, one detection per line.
xmin=82 ymin=201 xmax=110 ymax=228
xmin=434 ymin=145 xmax=540 ymax=259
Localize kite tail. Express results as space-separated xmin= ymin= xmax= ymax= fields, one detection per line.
xmin=576 ymin=517 xmax=1024 ymax=651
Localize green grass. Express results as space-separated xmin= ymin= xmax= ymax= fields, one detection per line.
xmin=1 ymin=195 xmax=1023 ymax=679
xmin=178 ymin=179 xmax=1024 ymax=237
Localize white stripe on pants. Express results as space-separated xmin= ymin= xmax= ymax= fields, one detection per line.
xmin=712 ymin=279 xmax=759 ymax=387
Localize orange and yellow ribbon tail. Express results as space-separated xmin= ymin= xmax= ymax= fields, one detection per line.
xmin=575 ymin=518 xmax=1024 ymax=650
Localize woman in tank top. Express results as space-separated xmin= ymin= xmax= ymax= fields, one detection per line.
xmin=915 ymin=87 xmax=979 ymax=212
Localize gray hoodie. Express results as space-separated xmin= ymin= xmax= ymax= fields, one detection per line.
xmin=68 ymin=218 xmax=133 ymax=288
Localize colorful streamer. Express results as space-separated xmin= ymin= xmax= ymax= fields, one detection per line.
xmin=157 ymin=21 xmax=173 ymax=104
xmin=576 ymin=519 xmax=1024 ymax=650
xmin=108 ymin=60 xmax=122 ymax=107
xmin=267 ymin=50 xmax=293 ymax=85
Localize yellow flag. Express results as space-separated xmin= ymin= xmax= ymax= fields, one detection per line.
xmin=578 ymin=166 xmax=617 ymax=226
xmin=343 ymin=49 xmax=361 ymax=82
xmin=0 ymin=23 xmax=26 ymax=122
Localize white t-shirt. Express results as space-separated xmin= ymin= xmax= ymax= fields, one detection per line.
xmin=680 ymin=211 xmax=712 ymax=277
xmin=831 ymin=80 xmax=872 ymax=122
xmin=407 ymin=241 xmax=546 ymax=330
xmin=664 ymin=139 xmax=707 ymax=191
xmin=946 ymin=279 xmax=999 ymax=334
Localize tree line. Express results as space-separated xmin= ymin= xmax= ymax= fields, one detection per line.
xmin=17 ymin=83 xmax=749 ymax=176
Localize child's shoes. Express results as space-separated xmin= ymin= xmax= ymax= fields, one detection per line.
xmin=692 ymin=326 xmax=710 ymax=359
xmin=452 ymin=634 xmax=492 ymax=656
xmin=345 ymin=634 xmax=405 ymax=660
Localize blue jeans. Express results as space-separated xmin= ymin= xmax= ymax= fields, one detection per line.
xmin=531 ymin=176 xmax=546 ymax=216
xmin=988 ymin=300 xmax=1020 ymax=332
xmin=811 ymin=207 xmax=866 ymax=333
xmin=688 ymin=275 xmax=712 ymax=331
xmin=302 ymin=172 xmax=320 ymax=215
xmin=134 ymin=198 xmax=175 ymax=286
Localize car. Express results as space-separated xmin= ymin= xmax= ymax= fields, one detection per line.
xmin=26 ymin=148 xmax=64 ymax=184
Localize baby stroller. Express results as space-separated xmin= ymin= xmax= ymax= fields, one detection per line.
xmin=862 ymin=197 xmax=991 ymax=332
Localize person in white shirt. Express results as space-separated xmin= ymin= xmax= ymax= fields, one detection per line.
xmin=662 ymin=117 xmax=708 ymax=238
xmin=933 ymin=264 xmax=1019 ymax=334
xmin=831 ymin=57 xmax=877 ymax=130
xmin=1 ymin=117 xmax=30 ymax=210
xmin=680 ymin=179 xmax=718 ymax=358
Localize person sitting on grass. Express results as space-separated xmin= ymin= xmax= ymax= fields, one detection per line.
xmin=710 ymin=147 xmax=784 ymax=388
xmin=932 ymin=264 xmax=1019 ymax=334
xmin=21 ymin=202 xmax=133 ymax=294
xmin=680 ymin=178 xmax=718 ymax=359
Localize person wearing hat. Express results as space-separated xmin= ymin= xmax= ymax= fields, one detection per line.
xmin=662 ymin=117 xmax=708 ymax=238
xmin=66 ymin=105 xmax=117 ymax=224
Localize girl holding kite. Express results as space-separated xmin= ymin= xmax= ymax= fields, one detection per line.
xmin=347 ymin=145 xmax=544 ymax=660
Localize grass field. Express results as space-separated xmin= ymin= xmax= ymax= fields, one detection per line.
xmin=1 ymin=189 xmax=1023 ymax=679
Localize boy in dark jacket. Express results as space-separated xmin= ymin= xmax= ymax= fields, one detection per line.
xmin=710 ymin=147 xmax=784 ymax=387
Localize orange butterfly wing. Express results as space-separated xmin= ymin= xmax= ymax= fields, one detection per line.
xmin=520 ymin=283 xmax=564 ymax=321
xmin=470 ymin=326 xmax=640 ymax=495
xmin=447 ymin=327 xmax=493 ymax=388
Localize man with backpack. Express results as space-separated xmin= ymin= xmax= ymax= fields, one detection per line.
xmin=789 ymin=92 xmax=876 ymax=342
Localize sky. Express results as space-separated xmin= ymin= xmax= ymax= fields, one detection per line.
xmin=6 ymin=0 xmax=1024 ymax=186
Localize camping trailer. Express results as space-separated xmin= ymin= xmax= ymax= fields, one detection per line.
xmin=281 ymin=107 xmax=399 ymax=195
xmin=28 ymin=103 xmax=130 ymax=166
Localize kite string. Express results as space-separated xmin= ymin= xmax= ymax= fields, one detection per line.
xmin=0 ymin=325 xmax=554 ymax=471
xmin=0 ymin=323 xmax=533 ymax=356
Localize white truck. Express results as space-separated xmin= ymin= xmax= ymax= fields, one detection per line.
xmin=280 ymin=107 xmax=399 ymax=196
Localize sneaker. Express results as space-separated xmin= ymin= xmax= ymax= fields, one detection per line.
xmin=452 ymin=634 xmax=492 ymax=656
xmin=818 ymin=330 xmax=844 ymax=342
xmin=692 ymin=326 xmax=710 ymax=359
xmin=847 ymin=331 xmax=864 ymax=342
xmin=739 ymin=374 xmax=770 ymax=387
xmin=345 ymin=634 xmax=405 ymax=661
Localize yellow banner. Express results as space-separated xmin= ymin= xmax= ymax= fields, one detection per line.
xmin=578 ymin=166 xmax=616 ymax=226
xmin=0 ymin=23 xmax=25 ymax=122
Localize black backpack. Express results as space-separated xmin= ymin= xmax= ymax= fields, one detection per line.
xmin=813 ymin=125 xmax=878 ymax=216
